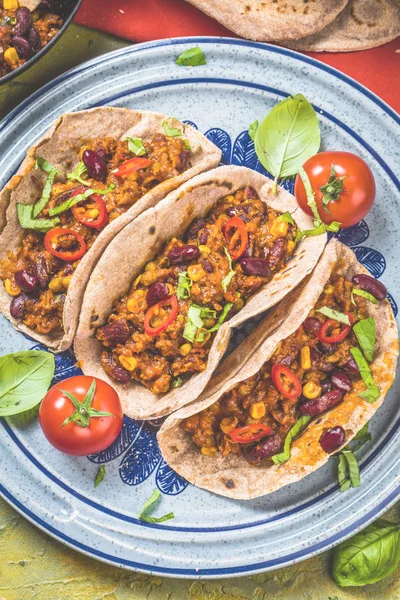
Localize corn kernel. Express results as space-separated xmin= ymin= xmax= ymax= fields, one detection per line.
xmin=300 ymin=346 xmax=311 ymax=370
xmin=270 ymin=218 xmax=289 ymax=239
xmin=198 ymin=245 xmax=210 ymax=255
xmin=4 ymin=47 xmax=19 ymax=68
xmin=86 ymin=208 xmax=100 ymax=219
xmin=119 ymin=356 xmax=137 ymax=371
xmin=166 ymin=283 xmax=174 ymax=295
xmin=179 ymin=343 xmax=192 ymax=357
xmin=62 ymin=276 xmax=72 ymax=290
xmin=287 ymin=240 xmax=295 ymax=253
xmin=188 ymin=264 xmax=206 ymax=282
xmin=49 ymin=277 xmax=63 ymax=293
xmin=4 ymin=278 xmax=21 ymax=296
xmin=324 ymin=284 xmax=334 ymax=295
xmin=220 ymin=417 xmax=238 ymax=434
xmin=302 ymin=381 xmax=322 ymax=400
xmin=133 ymin=275 xmax=142 ymax=287
xmin=145 ymin=261 xmax=156 ymax=271
xmin=201 ymin=446 xmax=217 ymax=456
xmin=4 ymin=0 xmax=19 ymax=10
xmin=249 ymin=401 xmax=266 ymax=419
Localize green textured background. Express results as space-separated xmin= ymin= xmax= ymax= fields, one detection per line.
xmin=1 ymin=24 xmax=400 ymax=599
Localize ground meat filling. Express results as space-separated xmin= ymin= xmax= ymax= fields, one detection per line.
xmin=0 ymin=134 xmax=192 ymax=336
xmin=181 ymin=274 xmax=368 ymax=461
xmin=96 ymin=186 xmax=298 ymax=394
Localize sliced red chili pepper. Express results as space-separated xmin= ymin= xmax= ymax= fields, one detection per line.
xmin=317 ymin=314 xmax=355 ymax=344
xmin=144 ymin=295 xmax=179 ymax=337
xmin=271 ymin=364 xmax=302 ymax=400
xmin=223 ymin=216 xmax=248 ymax=260
xmin=72 ymin=193 xmax=108 ymax=229
xmin=228 ymin=423 xmax=272 ymax=444
xmin=112 ymin=157 xmax=153 ymax=177
xmin=44 ymin=228 xmax=86 ymax=262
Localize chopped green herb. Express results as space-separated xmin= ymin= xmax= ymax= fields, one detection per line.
xmin=138 ymin=489 xmax=175 ymax=524
xmin=162 ymin=120 xmax=182 ymax=137
xmin=67 ymin=161 xmax=90 ymax=186
xmin=183 ymin=302 xmax=232 ymax=343
xmin=338 ymin=448 xmax=361 ymax=491
xmin=248 ymin=120 xmax=259 ymax=141
xmin=352 ymin=288 xmax=378 ymax=305
xmin=127 ymin=137 xmax=146 ymax=156
xmin=94 ymin=465 xmax=106 ymax=488
xmin=271 ymin=416 xmax=311 ymax=465
xmin=176 ymin=47 xmax=206 ymax=67
xmin=352 ymin=422 xmax=372 ymax=453
xmin=48 ymin=183 xmax=115 ymax=216
xmin=353 ymin=317 xmax=375 ymax=362
xmin=35 ymin=156 xmax=58 ymax=174
xmin=32 ymin=157 xmax=59 ymax=218
xmin=183 ymin=139 xmax=192 ymax=151
xmin=17 ymin=204 xmax=60 ymax=232
xmin=222 ymin=247 xmax=235 ymax=292
xmin=316 ymin=306 xmax=350 ymax=325
xmin=196 ymin=302 xmax=233 ymax=342
xmin=277 ymin=211 xmax=295 ymax=225
xmin=176 ymin=271 xmax=192 ymax=300
xmin=350 ymin=347 xmax=380 ymax=403
xmin=171 ymin=376 xmax=184 ymax=388
xmin=295 ymin=222 xmax=326 ymax=245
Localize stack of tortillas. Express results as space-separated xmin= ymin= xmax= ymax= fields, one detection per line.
xmin=185 ymin=0 xmax=400 ymax=51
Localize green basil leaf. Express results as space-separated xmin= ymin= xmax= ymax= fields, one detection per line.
xmin=127 ymin=137 xmax=146 ymax=156
xmin=183 ymin=139 xmax=192 ymax=151
xmin=295 ymin=223 xmax=326 ymax=245
xmin=271 ymin=416 xmax=311 ymax=464
xmin=352 ymin=288 xmax=378 ymax=305
xmin=350 ymin=347 xmax=380 ymax=403
xmin=138 ymin=489 xmax=175 ymax=524
xmin=353 ymin=317 xmax=375 ymax=362
xmin=17 ymin=204 xmax=60 ymax=232
xmin=222 ymin=247 xmax=235 ymax=292
xmin=254 ymin=94 xmax=320 ymax=192
xmin=35 ymin=156 xmax=58 ymax=174
xmin=189 ymin=305 xmax=205 ymax=329
xmin=0 ymin=350 xmax=55 ymax=416
xmin=171 ymin=376 xmax=184 ymax=388
xmin=162 ymin=120 xmax=182 ymax=137
xmin=338 ymin=453 xmax=351 ymax=492
xmin=316 ymin=306 xmax=350 ymax=325
xmin=341 ymin=449 xmax=360 ymax=488
xmin=176 ymin=271 xmax=192 ymax=299
xmin=332 ymin=519 xmax=400 ymax=587
xmin=67 ymin=161 xmax=90 ymax=187
xmin=196 ymin=303 xmax=233 ymax=342
xmin=325 ymin=221 xmax=342 ymax=232
xmin=48 ymin=183 xmax=115 ymax=216
xmin=248 ymin=120 xmax=259 ymax=141
xmin=33 ymin=167 xmax=58 ymax=218
xmin=94 ymin=465 xmax=106 ymax=488
xmin=277 ymin=211 xmax=295 ymax=225
xmin=354 ymin=422 xmax=370 ymax=442
xmin=175 ymin=46 xmax=206 ymax=67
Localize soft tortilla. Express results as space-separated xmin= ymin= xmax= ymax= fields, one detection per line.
xmin=158 ymin=239 xmax=398 ymax=499
xmin=287 ymin=0 xmax=400 ymax=52
xmin=184 ymin=0 xmax=348 ymax=41
xmin=75 ymin=165 xmax=327 ymax=420
xmin=0 ymin=108 xmax=221 ymax=352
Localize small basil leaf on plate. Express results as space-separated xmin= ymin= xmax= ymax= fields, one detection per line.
xmin=353 ymin=317 xmax=375 ymax=362
xmin=94 ymin=465 xmax=106 ymax=488
xmin=175 ymin=47 xmax=206 ymax=67
xmin=350 ymin=347 xmax=380 ymax=403
xmin=162 ymin=120 xmax=182 ymax=137
xmin=127 ymin=137 xmax=146 ymax=156
xmin=271 ymin=416 xmax=311 ymax=465
xmin=248 ymin=120 xmax=259 ymax=141
xmin=138 ymin=489 xmax=175 ymax=524
xmin=316 ymin=306 xmax=350 ymax=325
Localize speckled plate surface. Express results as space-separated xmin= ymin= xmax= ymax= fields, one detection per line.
xmin=0 ymin=38 xmax=399 ymax=578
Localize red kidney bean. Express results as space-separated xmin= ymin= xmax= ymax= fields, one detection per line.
xmin=10 ymin=295 xmax=27 ymax=319
xmin=99 ymin=320 xmax=130 ymax=346
xmin=317 ymin=341 xmax=335 ymax=355
xmin=331 ymin=370 xmax=352 ymax=392
xmin=321 ymin=380 xmax=333 ymax=394
xmin=245 ymin=433 xmax=282 ymax=463
xmin=27 ymin=26 xmax=40 ymax=50
xmin=35 ymin=255 xmax=49 ymax=288
xmin=319 ymin=426 xmax=345 ymax=453
xmin=14 ymin=270 xmax=38 ymax=292
xmin=244 ymin=185 xmax=259 ymax=200
xmin=352 ymin=273 xmax=387 ymax=301
xmin=82 ymin=149 xmax=107 ymax=181
xmin=344 ymin=357 xmax=360 ymax=375
xmin=185 ymin=218 xmax=206 ymax=241
xmin=268 ymin=238 xmax=287 ymax=270
xmin=300 ymin=389 xmax=344 ymax=416
xmin=179 ymin=149 xmax=191 ymax=170
xmin=303 ymin=317 xmax=321 ymax=335
xmin=14 ymin=7 xmax=32 ymax=36
xmin=242 ymin=233 xmax=254 ymax=259
xmin=198 ymin=228 xmax=210 ymax=245
xmin=310 ymin=348 xmax=320 ymax=362
xmin=201 ymin=259 xmax=213 ymax=273
xmin=168 ymin=245 xmax=199 ymax=265
xmin=241 ymin=257 xmax=271 ymax=277
xmin=146 ymin=282 xmax=169 ymax=307
xmin=12 ymin=36 xmax=33 ymax=59
xmin=101 ymin=353 xmax=131 ymax=384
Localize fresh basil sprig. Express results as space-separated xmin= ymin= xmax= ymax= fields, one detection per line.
xmin=175 ymin=46 xmax=206 ymax=67
xmin=350 ymin=347 xmax=380 ymax=403
xmin=271 ymin=416 xmax=311 ymax=465
xmin=332 ymin=519 xmax=400 ymax=586
xmin=0 ymin=351 xmax=55 ymax=416
xmin=254 ymin=94 xmax=321 ymax=193
xmin=353 ymin=317 xmax=375 ymax=362
xmin=138 ymin=489 xmax=174 ymax=524
xmin=316 ymin=306 xmax=350 ymax=325
xmin=94 ymin=465 xmax=106 ymax=488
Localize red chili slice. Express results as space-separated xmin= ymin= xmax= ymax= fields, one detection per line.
xmin=223 ymin=216 xmax=248 ymax=260
xmin=271 ymin=364 xmax=302 ymax=400
xmin=228 ymin=423 xmax=273 ymax=444
xmin=44 ymin=228 xmax=86 ymax=262
xmin=144 ymin=295 xmax=179 ymax=337
xmin=111 ymin=157 xmax=153 ymax=177
xmin=72 ymin=194 xmax=108 ymax=229
xmin=317 ymin=314 xmax=354 ymax=344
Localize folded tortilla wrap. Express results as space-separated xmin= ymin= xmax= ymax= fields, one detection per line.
xmin=0 ymin=107 xmax=221 ymax=351
xmin=75 ymin=165 xmax=327 ymax=420
xmin=158 ymin=239 xmax=398 ymax=499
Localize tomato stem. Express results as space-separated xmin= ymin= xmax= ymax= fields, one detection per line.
xmin=60 ymin=379 xmax=114 ymax=428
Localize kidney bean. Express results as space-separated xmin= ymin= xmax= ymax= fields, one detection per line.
xmin=245 ymin=433 xmax=282 ymax=463
xmin=27 ymin=26 xmax=40 ymax=50
xmin=226 ymin=206 xmax=238 ymax=217
xmin=198 ymin=228 xmax=210 ymax=245
xmin=10 ymin=295 xmax=27 ymax=319
xmin=12 ymin=36 xmax=33 ymax=59
xmin=300 ymin=389 xmax=344 ymax=416
xmin=241 ymin=257 xmax=271 ymax=278
xmin=321 ymin=380 xmax=333 ymax=394
xmin=14 ymin=270 xmax=38 ymax=292
xmin=310 ymin=348 xmax=320 ymax=362
xmin=201 ymin=259 xmax=213 ymax=273
xmin=319 ymin=426 xmax=345 ymax=453
xmin=268 ymin=238 xmax=287 ymax=270
xmin=185 ymin=218 xmax=206 ymax=241
xmin=146 ymin=282 xmax=169 ymax=307
xmin=242 ymin=233 xmax=254 ymax=259
xmin=101 ymin=353 xmax=131 ymax=384
xmin=303 ymin=317 xmax=321 ymax=335
xmin=331 ymin=370 xmax=352 ymax=392
xmin=82 ymin=149 xmax=107 ymax=181
xmin=168 ymin=245 xmax=199 ymax=265
xmin=344 ymin=357 xmax=359 ymax=375
xmin=179 ymin=149 xmax=191 ymax=171
xmin=352 ymin=273 xmax=387 ymax=301
xmin=14 ymin=7 xmax=32 ymax=37
xmin=99 ymin=320 xmax=130 ymax=346
xmin=244 ymin=185 xmax=259 ymax=200
xmin=34 ymin=255 xmax=49 ymax=288
xmin=317 ymin=341 xmax=335 ymax=355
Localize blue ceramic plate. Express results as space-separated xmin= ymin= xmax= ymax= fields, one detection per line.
xmin=1 ymin=38 xmax=399 ymax=578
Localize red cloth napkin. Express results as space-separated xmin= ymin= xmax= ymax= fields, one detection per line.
xmin=74 ymin=0 xmax=400 ymax=113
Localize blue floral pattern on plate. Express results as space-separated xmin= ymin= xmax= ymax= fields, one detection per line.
xmin=35 ymin=124 xmax=396 ymax=498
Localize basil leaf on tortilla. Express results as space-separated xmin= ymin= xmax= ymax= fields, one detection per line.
xmin=94 ymin=465 xmax=106 ymax=488
xmin=277 ymin=211 xmax=295 ymax=225
xmin=352 ymin=288 xmax=378 ymax=305
xmin=254 ymin=94 xmax=320 ymax=193
xmin=138 ymin=489 xmax=174 ymax=524
xmin=48 ymin=183 xmax=115 ymax=216
xmin=67 ymin=161 xmax=90 ymax=186
xmin=33 ymin=162 xmax=58 ymax=218
xmin=35 ymin=156 xmax=58 ymax=174
xmin=353 ymin=317 xmax=375 ymax=362
xmin=271 ymin=415 xmax=311 ymax=465
xmin=127 ymin=137 xmax=146 ymax=156
xmin=162 ymin=120 xmax=182 ymax=137
xmin=176 ymin=46 xmax=206 ymax=67
xmin=17 ymin=204 xmax=60 ymax=232
xmin=248 ymin=120 xmax=259 ymax=141
xmin=176 ymin=271 xmax=192 ymax=300
xmin=316 ymin=306 xmax=350 ymax=325
xmin=350 ymin=347 xmax=380 ymax=403
xmin=183 ymin=139 xmax=191 ymax=151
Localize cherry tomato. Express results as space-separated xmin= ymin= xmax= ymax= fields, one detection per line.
xmin=39 ymin=375 xmax=123 ymax=456
xmin=294 ymin=152 xmax=375 ymax=228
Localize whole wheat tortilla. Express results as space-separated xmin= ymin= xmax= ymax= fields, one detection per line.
xmin=287 ymin=0 xmax=400 ymax=52
xmin=75 ymin=165 xmax=327 ymax=420
xmin=0 ymin=108 xmax=221 ymax=352
xmin=184 ymin=0 xmax=348 ymax=41
xmin=158 ymin=239 xmax=398 ymax=499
